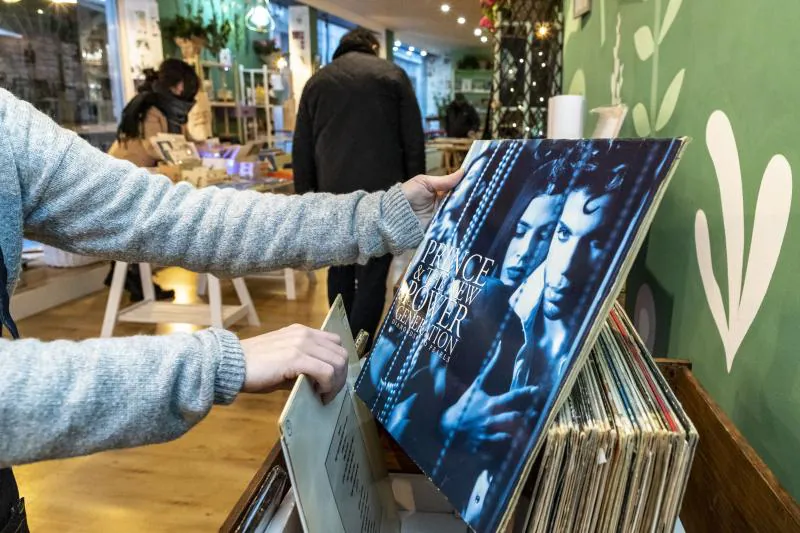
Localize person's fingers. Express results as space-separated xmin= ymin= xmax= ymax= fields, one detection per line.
xmin=485 ymin=411 xmax=524 ymax=433
xmin=483 ymin=432 xmax=513 ymax=444
xmin=302 ymin=342 xmax=348 ymax=388
xmin=272 ymin=323 xmax=342 ymax=345
xmin=491 ymin=386 xmax=538 ymax=412
xmin=294 ymin=354 xmax=336 ymax=395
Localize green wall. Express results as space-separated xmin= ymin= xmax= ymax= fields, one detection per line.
xmin=564 ymin=0 xmax=800 ymax=501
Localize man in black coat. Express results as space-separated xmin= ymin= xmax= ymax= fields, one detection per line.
xmin=293 ymin=28 xmax=425 ymax=347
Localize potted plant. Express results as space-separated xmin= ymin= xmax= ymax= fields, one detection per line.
xmin=253 ymin=38 xmax=281 ymax=66
xmin=162 ymin=10 xmax=231 ymax=61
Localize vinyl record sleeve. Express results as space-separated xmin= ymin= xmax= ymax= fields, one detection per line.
xmin=355 ymin=138 xmax=687 ymax=532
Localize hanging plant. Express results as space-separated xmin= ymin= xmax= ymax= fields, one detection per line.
xmin=479 ymin=0 xmax=509 ymax=33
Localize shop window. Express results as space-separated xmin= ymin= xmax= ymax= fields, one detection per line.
xmin=394 ymin=53 xmax=426 ymax=124
xmin=316 ymin=15 xmax=352 ymax=67
xmin=0 ymin=0 xmax=118 ymax=149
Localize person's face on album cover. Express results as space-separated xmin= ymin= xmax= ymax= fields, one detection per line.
xmin=543 ymin=187 xmax=615 ymax=321
xmin=499 ymin=194 xmax=561 ymax=288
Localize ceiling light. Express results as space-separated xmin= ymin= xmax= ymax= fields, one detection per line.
xmin=473 ymin=28 xmax=482 ymax=37
xmin=440 ymin=4 xmax=451 ymax=13
xmin=480 ymin=35 xmax=488 ymax=43
xmin=457 ymin=16 xmax=466 ymax=25
xmin=245 ymin=0 xmax=276 ymax=33
xmin=409 ymin=46 xmax=415 ymax=52
xmin=420 ymin=50 xmax=428 ymax=57
xmin=394 ymin=40 xmax=402 ymax=47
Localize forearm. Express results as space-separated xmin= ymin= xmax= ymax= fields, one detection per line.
xmin=4 ymin=91 xmax=423 ymax=276
xmin=27 ymin=171 xmax=420 ymax=277
xmin=0 ymin=329 xmax=244 ymax=467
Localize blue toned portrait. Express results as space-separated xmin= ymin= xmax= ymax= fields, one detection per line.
xmin=355 ymin=138 xmax=685 ymax=533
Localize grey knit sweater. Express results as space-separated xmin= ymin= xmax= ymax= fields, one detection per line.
xmin=0 ymin=89 xmax=424 ymax=467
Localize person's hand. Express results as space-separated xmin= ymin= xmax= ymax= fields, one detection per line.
xmin=401 ymin=170 xmax=464 ymax=229
xmin=440 ymin=383 xmax=537 ymax=455
xmin=240 ymin=324 xmax=348 ymax=404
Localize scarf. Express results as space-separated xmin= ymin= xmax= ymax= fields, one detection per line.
xmin=117 ymin=83 xmax=195 ymax=140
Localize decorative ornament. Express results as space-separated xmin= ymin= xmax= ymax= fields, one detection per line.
xmin=246 ymin=0 xmax=276 ymax=34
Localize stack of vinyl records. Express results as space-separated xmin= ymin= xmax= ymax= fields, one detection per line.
xmin=523 ymin=303 xmax=698 ymax=533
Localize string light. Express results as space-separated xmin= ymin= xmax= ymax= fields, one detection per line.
xmin=541 ymin=62 xmax=546 ymax=67
xmin=36 ymin=8 xmax=44 ymax=13
xmin=535 ymin=22 xmax=551 ymax=39
xmin=276 ymin=56 xmax=288 ymax=70
xmin=409 ymin=46 xmax=415 ymax=52
xmin=474 ymin=28 xmax=482 ymax=37
xmin=457 ymin=16 xmax=466 ymax=24
xmin=421 ymin=50 xmax=428 ymax=57
xmin=440 ymin=4 xmax=451 ymax=13
xmin=393 ymin=46 xmax=399 ymax=52
xmin=394 ymin=40 xmax=402 ymax=47
xmin=480 ymin=35 xmax=488 ymax=43
xmin=539 ymin=51 xmax=544 ymax=57
xmin=2 ymin=0 xmax=21 ymax=3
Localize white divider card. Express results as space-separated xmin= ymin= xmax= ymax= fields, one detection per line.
xmin=279 ymin=296 xmax=401 ymax=533
xmin=324 ymin=392 xmax=382 ymax=533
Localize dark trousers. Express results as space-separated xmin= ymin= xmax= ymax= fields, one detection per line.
xmin=0 ymin=469 xmax=27 ymax=533
xmin=327 ymin=255 xmax=393 ymax=350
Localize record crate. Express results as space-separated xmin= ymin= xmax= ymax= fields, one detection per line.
xmin=221 ymin=354 xmax=800 ymax=533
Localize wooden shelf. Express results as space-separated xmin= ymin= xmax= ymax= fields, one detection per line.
xmin=117 ymin=301 xmax=250 ymax=328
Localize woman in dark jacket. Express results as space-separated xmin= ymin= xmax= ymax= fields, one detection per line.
xmin=105 ymin=59 xmax=201 ymax=301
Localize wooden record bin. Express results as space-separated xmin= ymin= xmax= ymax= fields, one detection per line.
xmin=221 ymin=359 xmax=800 ymax=533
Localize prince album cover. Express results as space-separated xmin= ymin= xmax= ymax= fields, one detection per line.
xmin=354 ymin=138 xmax=686 ymax=532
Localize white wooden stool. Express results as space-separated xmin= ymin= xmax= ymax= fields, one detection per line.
xmin=101 ymin=262 xmax=260 ymax=337
xmin=197 ymin=269 xmax=317 ymax=301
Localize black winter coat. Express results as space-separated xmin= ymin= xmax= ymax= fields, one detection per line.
xmin=292 ymin=51 xmax=426 ymax=194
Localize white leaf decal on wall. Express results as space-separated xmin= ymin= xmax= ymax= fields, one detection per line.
xmin=568 ymin=69 xmax=586 ymax=96
xmin=634 ymin=26 xmax=655 ymax=61
xmin=695 ymin=111 xmax=793 ymax=372
xmin=655 ymin=69 xmax=685 ymax=131
xmin=632 ymin=103 xmax=651 ymax=137
xmin=659 ymin=0 xmax=684 ymax=43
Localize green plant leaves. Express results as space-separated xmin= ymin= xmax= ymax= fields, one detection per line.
xmin=659 ymin=0 xmax=683 ymax=43
xmin=633 ymin=103 xmax=651 ymax=137
xmin=634 ymin=26 xmax=655 ymax=61
xmin=568 ymin=69 xmax=587 ymax=96
xmin=655 ymin=69 xmax=685 ymax=131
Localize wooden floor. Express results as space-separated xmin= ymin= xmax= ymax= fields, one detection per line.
xmin=13 ymin=266 xmax=339 ymax=532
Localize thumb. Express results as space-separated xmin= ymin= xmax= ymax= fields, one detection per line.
xmin=423 ymin=169 xmax=464 ymax=193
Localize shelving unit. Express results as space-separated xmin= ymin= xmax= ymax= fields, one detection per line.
xmin=453 ymin=69 xmax=492 ymax=132
xmin=200 ymin=61 xmax=244 ymax=142
xmin=238 ymin=64 xmax=273 ymax=146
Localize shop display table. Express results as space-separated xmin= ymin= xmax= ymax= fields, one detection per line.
xmin=427 ymin=137 xmax=474 ymax=174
